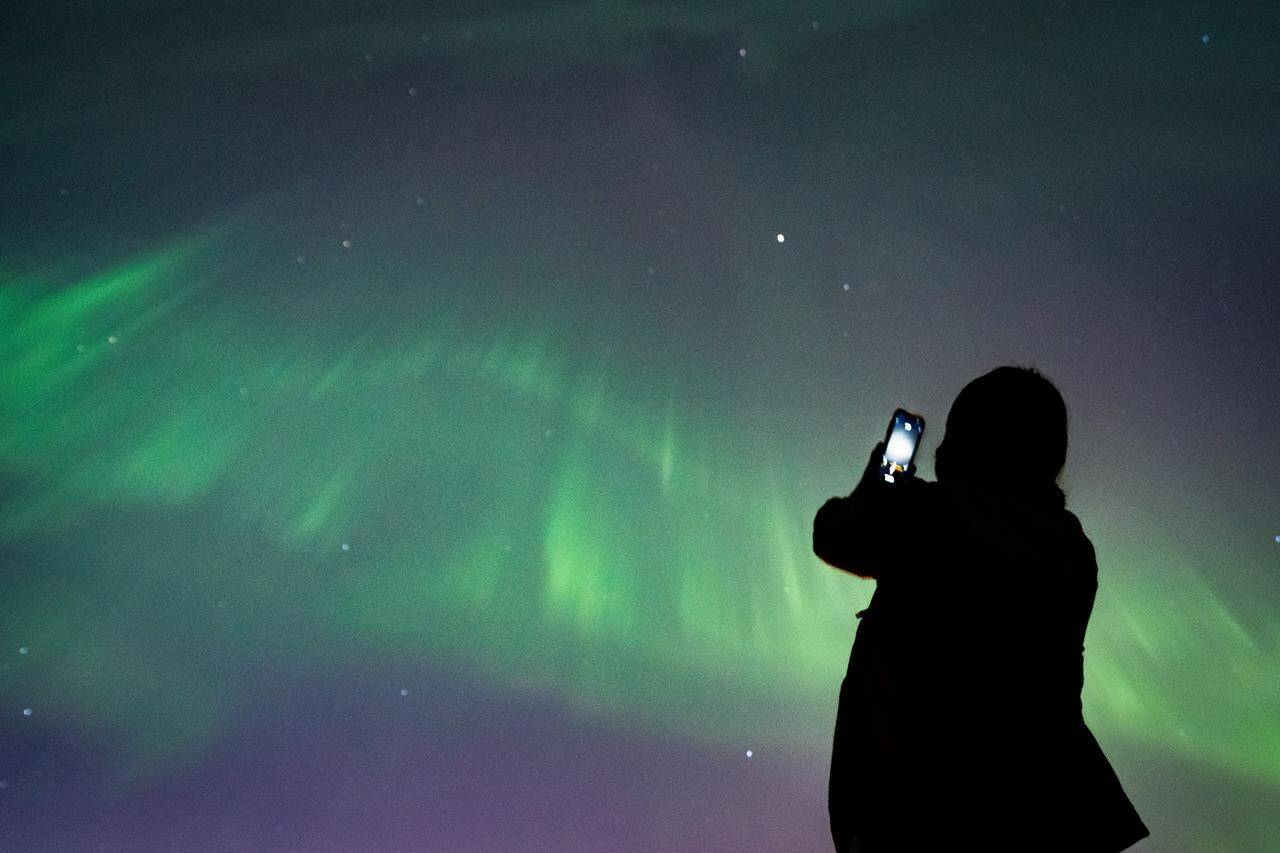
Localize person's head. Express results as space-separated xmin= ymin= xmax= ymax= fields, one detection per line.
xmin=934 ymin=365 xmax=1068 ymax=497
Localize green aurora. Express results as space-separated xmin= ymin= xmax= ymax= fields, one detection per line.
xmin=3 ymin=236 xmax=1275 ymax=808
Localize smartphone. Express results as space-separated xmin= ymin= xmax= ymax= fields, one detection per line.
xmin=880 ymin=408 xmax=925 ymax=484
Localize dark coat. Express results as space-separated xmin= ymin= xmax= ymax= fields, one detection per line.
xmin=814 ymin=468 xmax=1149 ymax=852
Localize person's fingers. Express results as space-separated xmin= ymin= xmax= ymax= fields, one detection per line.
xmin=866 ymin=441 xmax=885 ymax=469
xmin=860 ymin=441 xmax=887 ymax=485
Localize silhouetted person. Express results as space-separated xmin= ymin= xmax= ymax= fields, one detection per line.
xmin=814 ymin=366 xmax=1149 ymax=852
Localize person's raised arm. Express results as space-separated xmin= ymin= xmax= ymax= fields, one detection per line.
xmin=812 ymin=441 xmax=924 ymax=579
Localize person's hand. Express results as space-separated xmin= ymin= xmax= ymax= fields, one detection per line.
xmin=857 ymin=441 xmax=888 ymax=491
xmin=857 ymin=440 xmax=919 ymax=492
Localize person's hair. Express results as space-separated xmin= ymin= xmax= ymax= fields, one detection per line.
xmin=934 ymin=365 xmax=1069 ymax=497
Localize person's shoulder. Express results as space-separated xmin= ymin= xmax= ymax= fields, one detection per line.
xmin=1058 ymin=508 xmax=1092 ymax=549
xmin=1060 ymin=506 xmax=1085 ymax=531
xmin=1057 ymin=508 xmax=1100 ymax=581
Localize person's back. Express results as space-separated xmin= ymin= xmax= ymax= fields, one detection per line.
xmin=815 ymin=366 xmax=1149 ymax=852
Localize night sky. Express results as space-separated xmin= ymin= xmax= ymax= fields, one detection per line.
xmin=2 ymin=2 xmax=1278 ymax=851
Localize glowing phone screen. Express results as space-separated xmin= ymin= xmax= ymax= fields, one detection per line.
xmin=881 ymin=411 xmax=924 ymax=483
